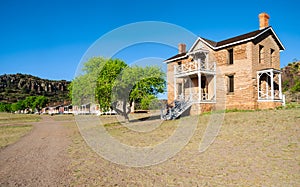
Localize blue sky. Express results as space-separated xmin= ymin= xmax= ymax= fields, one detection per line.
xmin=0 ymin=0 xmax=299 ymax=81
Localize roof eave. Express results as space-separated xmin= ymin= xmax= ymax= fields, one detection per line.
xmin=164 ymin=54 xmax=188 ymax=63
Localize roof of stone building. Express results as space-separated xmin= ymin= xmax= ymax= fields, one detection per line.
xmin=164 ymin=52 xmax=187 ymax=62
xmin=199 ymin=26 xmax=285 ymax=51
xmin=202 ymin=28 xmax=266 ymax=48
xmin=165 ymin=26 xmax=285 ymax=63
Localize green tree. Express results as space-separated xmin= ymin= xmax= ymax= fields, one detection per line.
xmin=69 ymin=57 xmax=110 ymax=105
xmin=11 ymin=100 xmax=25 ymax=112
xmin=69 ymin=57 xmax=166 ymax=120
xmin=0 ymin=102 xmax=12 ymax=112
xmin=112 ymin=65 xmax=165 ymax=121
xmin=33 ymin=96 xmax=48 ymax=111
xmin=23 ymin=96 xmax=36 ymax=110
xmin=11 ymin=102 xmax=19 ymax=112
xmin=96 ymin=58 xmax=127 ymax=111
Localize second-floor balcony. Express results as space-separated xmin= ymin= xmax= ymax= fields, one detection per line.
xmin=174 ymin=59 xmax=216 ymax=77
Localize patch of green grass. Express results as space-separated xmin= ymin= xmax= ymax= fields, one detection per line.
xmin=0 ymin=113 xmax=41 ymax=124
xmin=0 ymin=124 xmax=33 ymax=148
xmin=201 ymin=108 xmax=255 ymax=116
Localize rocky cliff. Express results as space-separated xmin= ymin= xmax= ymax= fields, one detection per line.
xmin=281 ymin=61 xmax=300 ymax=102
xmin=0 ymin=73 xmax=70 ymax=103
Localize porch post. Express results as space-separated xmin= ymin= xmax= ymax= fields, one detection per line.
xmin=189 ymin=76 xmax=192 ymax=99
xmin=198 ymin=72 xmax=201 ymax=102
xmin=257 ymin=72 xmax=260 ymax=100
xmin=214 ymin=73 xmax=216 ymax=101
xmin=205 ymin=52 xmax=208 ymax=70
xmin=271 ymin=70 xmax=274 ymax=100
xmin=174 ymin=67 xmax=177 ymax=100
xmin=266 ymin=73 xmax=269 ymax=99
xmin=278 ymin=72 xmax=282 ymax=99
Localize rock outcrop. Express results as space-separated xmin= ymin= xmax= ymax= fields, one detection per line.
xmin=0 ymin=73 xmax=70 ymax=103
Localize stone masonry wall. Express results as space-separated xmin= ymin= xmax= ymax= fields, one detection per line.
xmin=214 ymin=42 xmax=258 ymax=110
xmin=251 ymin=35 xmax=281 ymax=76
xmin=167 ymin=62 xmax=175 ymax=104
xmin=166 ymin=35 xmax=282 ymax=114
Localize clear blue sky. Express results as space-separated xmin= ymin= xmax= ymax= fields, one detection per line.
xmin=0 ymin=0 xmax=299 ymax=81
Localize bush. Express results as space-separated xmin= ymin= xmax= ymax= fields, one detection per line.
xmin=291 ymin=80 xmax=300 ymax=92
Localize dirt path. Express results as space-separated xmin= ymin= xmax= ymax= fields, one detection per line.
xmin=0 ymin=116 xmax=72 ymax=186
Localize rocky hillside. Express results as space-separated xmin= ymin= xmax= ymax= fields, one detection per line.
xmin=281 ymin=61 xmax=300 ymax=102
xmin=0 ymin=73 xmax=70 ymax=104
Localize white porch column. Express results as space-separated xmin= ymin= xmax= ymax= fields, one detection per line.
xmin=205 ymin=53 xmax=208 ymax=70
xmin=257 ymin=72 xmax=260 ymax=100
xmin=271 ymin=71 xmax=274 ymax=100
xmin=214 ymin=73 xmax=216 ymax=101
xmin=189 ymin=77 xmax=192 ymax=99
xmin=174 ymin=67 xmax=177 ymax=100
xmin=198 ymin=72 xmax=201 ymax=102
xmin=266 ymin=73 xmax=269 ymax=99
xmin=278 ymin=72 xmax=282 ymax=99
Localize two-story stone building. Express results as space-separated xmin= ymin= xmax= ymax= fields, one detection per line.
xmin=163 ymin=13 xmax=285 ymax=119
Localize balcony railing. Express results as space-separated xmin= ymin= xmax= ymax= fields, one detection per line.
xmin=176 ymin=93 xmax=215 ymax=103
xmin=175 ymin=60 xmax=216 ymax=75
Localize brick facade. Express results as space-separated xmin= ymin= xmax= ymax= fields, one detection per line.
xmin=165 ymin=13 xmax=285 ymax=115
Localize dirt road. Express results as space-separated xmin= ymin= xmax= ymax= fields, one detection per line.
xmin=0 ymin=116 xmax=72 ymax=186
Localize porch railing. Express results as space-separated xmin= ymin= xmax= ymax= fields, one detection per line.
xmin=176 ymin=93 xmax=214 ymax=102
xmin=175 ymin=60 xmax=216 ymax=75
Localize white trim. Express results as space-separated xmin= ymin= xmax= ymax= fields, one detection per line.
xmin=187 ymin=48 xmax=210 ymax=55
xmin=166 ymin=27 xmax=284 ymax=63
xmin=175 ymin=70 xmax=216 ymax=78
xmin=188 ymin=27 xmax=285 ymax=52
xmin=257 ymin=68 xmax=281 ymax=74
xmin=164 ymin=54 xmax=187 ymax=63
xmin=268 ymin=27 xmax=285 ymax=51
xmin=188 ymin=37 xmax=201 ymax=53
xmin=257 ymin=99 xmax=282 ymax=102
xmin=194 ymin=100 xmax=217 ymax=104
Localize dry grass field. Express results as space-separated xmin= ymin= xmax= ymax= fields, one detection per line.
xmin=68 ymin=108 xmax=300 ymax=186
xmin=0 ymin=108 xmax=299 ymax=186
xmin=0 ymin=125 xmax=33 ymax=149
xmin=0 ymin=113 xmax=39 ymax=148
xmin=0 ymin=113 xmax=40 ymax=125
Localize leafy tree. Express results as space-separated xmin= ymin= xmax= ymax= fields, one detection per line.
xmin=33 ymin=96 xmax=48 ymax=111
xmin=11 ymin=102 xmax=19 ymax=112
xmin=69 ymin=57 xmax=166 ymax=121
xmin=140 ymin=95 xmax=156 ymax=110
xmin=11 ymin=100 xmax=25 ymax=112
xmin=69 ymin=57 xmax=110 ymax=105
xmin=23 ymin=96 xmax=36 ymax=110
xmin=9 ymin=96 xmax=48 ymax=112
xmin=96 ymin=58 xmax=127 ymax=111
xmin=112 ymin=65 xmax=165 ymax=121
xmin=0 ymin=102 xmax=12 ymax=112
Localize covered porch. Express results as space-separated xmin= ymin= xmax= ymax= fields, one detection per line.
xmin=173 ymin=50 xmax=216 ymax=103
xmin=257 ymin=69 xmax=283 ymax=101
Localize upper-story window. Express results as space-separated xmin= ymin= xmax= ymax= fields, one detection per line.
xmin=228 ymin=49 xmax=234 ymax=65
xmin=259 ymin=45 xmax=264 ymax=64
xmin=270 ymin=48 xmax=275 ymax=65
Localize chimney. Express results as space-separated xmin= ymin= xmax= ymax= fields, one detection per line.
xmin=178 ymin=43 xmax=186 ymax=54
xmin=259 ymin=12 xmax=270 ymax=30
